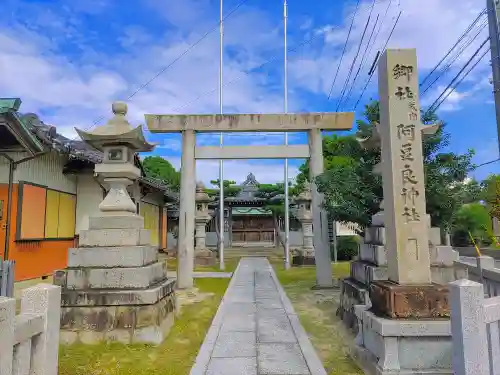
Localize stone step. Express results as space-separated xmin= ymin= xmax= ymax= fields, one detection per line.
xmin=79 ymin=228 xmax=150 ymax=247
xmin=359 ymin=243 xmax=386 ymax=266
xmin=89 ymin=214 xmax=144 ymax=230
xmin=338 ymin=277 xmax=371 ymax=332
xmin=224 ymin=252 xmax=283 ymax=258
xmin=55 ymin=261 xmax=168 ymax=290
xmin=350 ymin=260 xmax=387 ymax=286
xmin=68 ymin=246 xmax=158 ymax=268
xmin=59 ymin=278 xmax=177 ymax=345
xmin=363 ymin=225 xmax=442 ymax=247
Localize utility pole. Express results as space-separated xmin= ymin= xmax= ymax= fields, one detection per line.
xmin=487 ymin=0 xmax=500 ymax=154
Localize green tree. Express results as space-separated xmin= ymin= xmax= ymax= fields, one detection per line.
xmin=481 ymin=174 xmax=500 ymax=219
xmin=451 ymin=203 xmax=492 ymax=246
xmin=297 ymin=100 xmax=479 ymax=231
xmin=142 ymin=156 xmax=180 ymax=191
xmin=206 ymin=179 xmax=241 ymax=197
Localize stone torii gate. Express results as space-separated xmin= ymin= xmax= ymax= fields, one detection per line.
xmin=145 ymin=113 xmax=354 ymax=289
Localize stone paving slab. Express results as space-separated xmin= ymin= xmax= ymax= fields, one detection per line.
xmin=189 ymin=257 xmax=327 ymax=375
xmin=166 ymin=271 xmax=233 ymax=279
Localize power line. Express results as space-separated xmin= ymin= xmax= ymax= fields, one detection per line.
xmin=335 ymin=14 xmax=372 ymax=111
xmin=340 ymin=14 xmax=379 ymax=110
xmin=475 ymin=157 xmax=500 ymax=169
xmin=171 ymin=23 xmax=334 ymax=113
xmin=420 ymin=8 xmax=487 ymax=87
xmin=363 ymin=0 xmax=393 ymax=70
xmin=327 ymin=0 xmax=362 ymax=100
xmin=431 ymin=46 xmax=490 ymax=113
xmin=353 ymin=10 xmax=402 ymax=110
xmin=70 ymin=0 xmax=252 ymax=140
xmin=427 ymin=37 xmax=489 ymax=113
xmin=421 ymin=20 xmax=488 ymax=96
xmin=152 ymin=0 xmax=387 ymax=116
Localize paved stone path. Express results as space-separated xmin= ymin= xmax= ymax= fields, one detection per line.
xmin=190 ymin=257 xmax=327 ymax=375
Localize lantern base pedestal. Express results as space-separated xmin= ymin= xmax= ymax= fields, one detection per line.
xmin=292 ymin=255 xmax=316 ymax=266
xmin=57 ymin=278 xmax=177 ymax=346
xmin=194 ymin=249 xmax=216 ymax=266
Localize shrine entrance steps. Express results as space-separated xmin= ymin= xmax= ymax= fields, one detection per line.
xmin=189 ymin=257 xmax=326 ymax=375
xmin=224 ymin=247 xmax=284 ymax=260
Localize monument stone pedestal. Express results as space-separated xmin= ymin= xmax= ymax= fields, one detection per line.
xmin=54 ymin=102 xmax=176 ymax=345
xmin=352 ymin=304 xmax=452 ymax=375
xmin=349 ymin=49 xmax=453 ymax=375
xmin=339 ymin=210 xmax=459 ymax=331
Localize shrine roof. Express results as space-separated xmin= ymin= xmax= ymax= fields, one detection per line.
xmin=232 ymin=207 xmax=272 ymax=216
xmin=0 ymin=99 xmax=46 ymax=155
xmin=231 ymin=172 xmax=261 ymax=201
xmin=0 ymin=103 xmax=176 ymax=201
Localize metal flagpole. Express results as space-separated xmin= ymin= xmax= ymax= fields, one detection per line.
xmin=283 ymin=0 xmax=290 ymax=270
xmin=219 ymin=0 xmax=225 ymax=270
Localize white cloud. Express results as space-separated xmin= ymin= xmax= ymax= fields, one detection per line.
xmin=0 ymin=0 xmax=289 ymax=140
xmin=287 ymin=0 xmax=488 ymax=108
xmin=0 ymin=0 xmax=494 ymax=168
xmin=420 ymin=73 xmax=491 ymax=112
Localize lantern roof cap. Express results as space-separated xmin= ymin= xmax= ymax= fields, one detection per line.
xmin=75 ymin=101 xmax=155 ymax=152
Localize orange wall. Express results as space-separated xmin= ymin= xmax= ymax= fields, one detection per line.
xmin=0 ymin=184 xmax=74 ymax=281
xmin=161 ymin=209 xmax=168 ymax=249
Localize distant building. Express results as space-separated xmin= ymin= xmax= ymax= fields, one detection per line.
xmin=167 ymin=172 xmax=359 ymax=249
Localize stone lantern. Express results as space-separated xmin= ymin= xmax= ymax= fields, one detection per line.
xmin=55 ymin=102 xmax=176 ymax=345
xmin=76 ymin=101 xmax=154 ymax=218
xmin=294 ymin=186 xmax=314 ymax=260
xmin=194 ymin=181 xmax=216 ymax=266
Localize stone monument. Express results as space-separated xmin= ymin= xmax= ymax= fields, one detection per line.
xmin=338 ymin=122 xmax=459 ymax=331
xmin=292 ymin=186 xmax=315 ymax=266
xmin=352 ymin=49 xmax=454 ymax=375
xmin=194 ymin=181 xmax=216 ymax=266
xmin=54 ymin=102 xmax=176 ymax=345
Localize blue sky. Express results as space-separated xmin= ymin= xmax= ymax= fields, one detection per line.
xmin=1 ymin=0 xmax=498 ymax=185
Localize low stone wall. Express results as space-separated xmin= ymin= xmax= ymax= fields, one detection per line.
xmin=454 ymin=256 xmax=500 ymax=296
xmin=454 ymin=246 xmax=500 ymax=259
xmin=0 ymin=284 xmax=61 ymax=375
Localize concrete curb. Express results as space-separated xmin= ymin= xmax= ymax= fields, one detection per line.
xmin=267 ymin=261 xmax=328 ymax=375
xmin=189 ymin=262 xmax=242 ymax=375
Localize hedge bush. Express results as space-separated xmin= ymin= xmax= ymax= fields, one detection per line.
xmin=332 ymin=235 xmax=360 ymax=261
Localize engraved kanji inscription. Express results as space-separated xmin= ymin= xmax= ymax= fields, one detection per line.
xmin=408 ymin=100 xmax=417 ymax=113
xmin=397 ymin=124 xmax=415 ymax=141
xmin=402 ymin=165 xmax=418 ymax=185
xmin=400 ymin=143 xmax=414 ymax=161
xmin=395 ymin=86 xmax=414 ymax=100
xmin=402 ymin=207 xmax=421 ymax=222
xmin=406 ymin=238 xmax=419 ymax=260
xmin=393 ymin=64 xmax=414 ymax=80
xmin=401 ymin=186 xmax=419 ymax=205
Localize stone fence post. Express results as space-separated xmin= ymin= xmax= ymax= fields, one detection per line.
xmin=0 ymin=284 xmax=61 ymax=375
xmin=449 ymin=279 xmax=489 ymax=375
